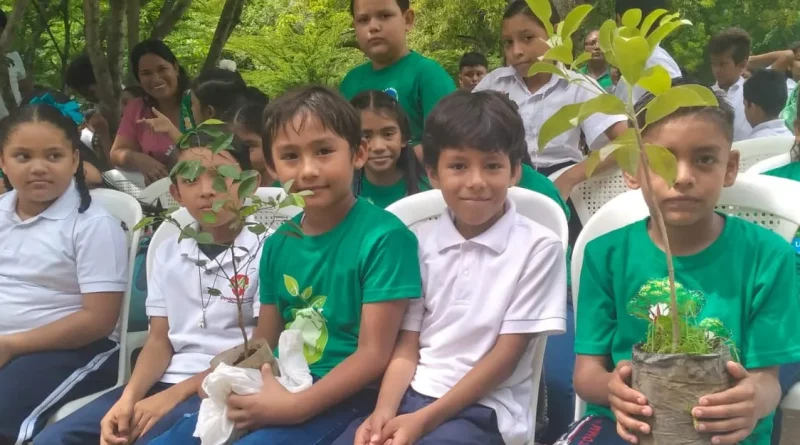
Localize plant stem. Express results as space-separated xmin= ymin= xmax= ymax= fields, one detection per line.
xmin=231 ymin=246 xmax=250 ymax=357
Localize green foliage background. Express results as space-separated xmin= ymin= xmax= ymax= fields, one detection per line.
xmin=0 ymin=0 xmax=796 ymax=97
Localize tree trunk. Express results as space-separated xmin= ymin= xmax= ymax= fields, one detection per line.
xmin=106 ymin=0 xmax=125 ymax=92
xmin=150 ymin=0 xmax=193 ymax=40
xmin=0 ymin=0 xmax=32 ymax=113
xmin=225 ymin=0 xmax=246 ymax=42
xmin=60 ymin=0 xmax=69 ymax=91
xmin=83 ymin=0 xmax=120 ymax=129
xmin=201 ymin=0 xmax=243 ymax=72
xmin=127 ymin=0 xmax=141 ymax=55
xmin=22 ymin=2 xmax=46 ymax=75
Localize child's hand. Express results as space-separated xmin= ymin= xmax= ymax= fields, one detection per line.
xmin=100 ymin=396 xmax=135 ymax=445
xmin=227 ymin=364 xmax=306 ymax=430
xmin=692 ymin=362 xmax=760 ymax=445
xmin=354 ymin=409 xmax=395 ymax=445
xmin=130 ymin=389 xmax=181 ymax=439
xmin=375 ymin=412 xmax=428 ymax=445
xmin=608 ymin=360 xmax=652 ymax=444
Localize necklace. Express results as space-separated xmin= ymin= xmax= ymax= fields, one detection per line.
xmin=196 ymin=251 xmax=221 ymax=329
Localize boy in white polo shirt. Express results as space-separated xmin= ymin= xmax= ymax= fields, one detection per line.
xmin=710 ymin=28 xmax=754 ymax=141
xmin=333 ymin=91 xmax=567 ymax=445
xmin=37 ymin=129 xmax=265 ymax=444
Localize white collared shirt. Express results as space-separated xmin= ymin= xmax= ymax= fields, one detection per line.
xmin=615 ymin=45 xmax=682 ymax=104
xmin=748 ymin=119 xmax=794 ymax=139
xmin=713 ymin=77 xmax=752 ymax=142
xmin=0 ymin=182 xmax=128 ymax=338
xmin=474 ymin=67 xmax=626 ymax=167
xmin=404 ymin=200 xmax=567 ymax=445
xmin=146 ymin=220 xmax=265 ymax=384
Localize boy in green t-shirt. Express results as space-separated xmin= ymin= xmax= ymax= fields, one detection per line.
xmin=341 ymin=0 xmax=456 ymax=157
xmin=558 ymin=87 xmax=800 ymax=445
xmin=149 ymin=86 xmax=422 ymax=445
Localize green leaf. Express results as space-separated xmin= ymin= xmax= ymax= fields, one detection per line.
xmin=291 ymin=194 xmax=306 ymax=208
xmin=209 ymin=132 xmax=234 ymax=154
xmin=561 ymin=4 xmax=593 ymax=39
xmin=166 ymin=205 xmax=180 ymax=215
xmin=182 ymin=160 xmax=206 ymax=182
xmin=598 ymin=20 xmax=618 ymax=67
xmin=538 ymin=103 xmax=582 ymax=151
xmin=296 ymin=189 xmax=314 ymax=197
xmin=585 ymin=151 xmax=602 ymax=178
xmin=179 ymin=226 xmax=197 ymax=242
xmin=248 ymin=224 xmax=267 ymax=235
xmin=571 ymin=52 xmax=592 ymax=70
xmin=541 ymin=45 xmax=573 ymax=65
xmin=240 ymin=170 xmax=260 ymax=181
xmin=640 ymin=8 xmax=668 ymax=37
xmin=217 ymin=164 xmax=242 ymax=180
xmin=199 ymin=118 xmax=225 ymax=127
xmin=644 ymin=144 xmax=677 ymax=187
xmin=637 ymin=65 xmax=672 ymax=97
xmin=301 ymin=286 xmax=313 ymax=300
xmin=211 ymin=198 xmax=227 ymax=213
xmin=613 ymin=144 xmax=641 ymax=177
xmin=239 ymin=204 xmax=259 ymax=217
xmin=647 ymin=18 xmax=691 ymax=49
xmin=194 ymin=232 xmax=214 ymax=244
xmin=621 ymin=8 xmax=642 ymax=28
xmin=201 ymin=212 xmax=218 ymax=224
xmin=212 ymin=176 xmax=228 ymax=193
xmin=526 ymin=0 xmax=553 ymax=37
xmin=612 ymin=35 xmax=650 ymax=86
xmin=133 ymin=217 xmax=156 ymax=231
xmin=645 ymin=85 xmax=719 ymax=127
xmin=282 ymin=179 xmax=294 ymax=194
xmin=237 ymin=176 xmax=259 ymax=201
xmin=587 ymin=140 xmax=633 ymax=177
xmin=571 ymin=94 xmax=628 ymax=128
xmin=284 ymin=274 xmax=300 ymax=296
xmin=528 ymin=62 xmax=568 ymax=79
xmin=177 ymin=133 xmax=192 ymax=150
xmin=207 ymin=287 xmax=222 ymax=297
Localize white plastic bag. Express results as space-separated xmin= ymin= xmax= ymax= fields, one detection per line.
xmin=193 ymin=330 xmax=313 ymax=445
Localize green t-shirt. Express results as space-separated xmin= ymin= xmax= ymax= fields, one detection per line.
xmin=360 ymin=175 xmax=431 ymax=209
xmin=518 ymin=164 xmax=570 ymax=219
xmin=780 ymin=84 xmax=798 ymax=131
xmin=578 ymin=65 xmax=614 ymax=92
xmin=259 ymin=198 xmax=422 ymax=377
xmin=576 ymin=216 xmax=800 ymax=445
xmin=765 ymin=161 xmax=800 ymax=182
xmin=340 ymin=51 xmax=456 ymax=146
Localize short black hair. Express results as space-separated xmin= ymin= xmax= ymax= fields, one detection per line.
xmin=233 ymin=87 xmax=270 ymax=135
xmin=744 ymin=69 xmax=789 ymax=118
xmin=0 ymin=10 xmax=7 ymax=29
xmin=791 ymin=41 xmax=800 ymax=55
xmin=635 ymin=80 xmax=735 ymax=143
xmin=422 ymin=90 xmax=525 ymax=170
xmin=708 ymin=28 xmax=752 ymax=65
xmin=459 ymin=52 xmax=488 ymax=71
xmin=503 ymin=0 xmax=560 ymax=27
xmin=261 ymin=85 xmax=361 ymax=168
xmin=191 ymin=67 xmax=247 ymax=121
xmin=172 ymin=128 xmax=252 ymax=184
xmin=615 ymin=0 xmax=667 ymax=17
xmin=65 ymin=55 xmax=96 ymax=93
xmin=350 ymin=0 xmax=409 ymax=16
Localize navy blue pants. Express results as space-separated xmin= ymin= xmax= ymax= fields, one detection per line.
xmin=0 ymin=338 xmax=118 ymax=445
xmin=554 ymin=416 xmax=627 ymax=445
xmin=35 ymin=382 xmax=201 ymax=445
xmin=150 ymin=387 xmax=378 ymax=445
xmin=332 ymin=388 xmax=503 ymax=445
xmin=541 ymin=301 xmax=576 ymax=443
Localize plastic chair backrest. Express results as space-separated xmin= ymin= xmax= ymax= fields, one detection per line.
xmin=733 ymin=135 xmax=795 ymax=172
xmin=568 ymin=167 xmax=628 ymax=225
xmin=745 ymin=153 xmax=792 ymax=175
xmin=570 ymin=175 xmax=800 ymax=420
xmin=386 ymin=187 xmax=569 ymax=445
xmin=102 ymin=169 xmax=146 ymax=199
xmin=138 ymin=177 xmax=176 ymax=209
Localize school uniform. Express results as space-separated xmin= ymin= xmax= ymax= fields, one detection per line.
xmin=614 ymin=44 xmax=682 ymax=104
xmin=713 ymin=76 xmax=753 ymax=142
xmin=748 ymin=119 xmax=794 ymax=139
xmin=35 ymin=221 xmax=263 ymax=444
xmin=334 ymin=200 xmax=568 ymax=445
xmin=0 ymin=183 xmax=128 ymax=444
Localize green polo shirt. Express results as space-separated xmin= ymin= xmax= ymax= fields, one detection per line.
xmin=579 ymin=65 xmax=613 ymax=92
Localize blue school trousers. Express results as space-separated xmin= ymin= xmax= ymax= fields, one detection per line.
xmin=149 ymin=388 xmax=378 ymax=445
xmin=541 ymin=301 xmax=576 ymax=443
xmin=332 ymin=388 xmax=504 ymax=445
xmin=34 ymin=382 xmax=201 ymax=445
xmin=0 ymin=338 xmax=118 ymax=445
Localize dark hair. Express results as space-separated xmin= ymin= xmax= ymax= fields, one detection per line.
xmin=743 ymin=69 xmax=789 ymax=118
xmin=192 ymin=68 xmax=247 ymax=122
xmin=351 ymin=90 xmax=425 ymax=196
xmin=634 ymin=80 xmax=735 ymax=143
xmin=350 ymin=0 xmax=409 ymax=15
xmin=172 ymin=129 xmax=252 ymax=184
xmin=0 ymin=104 xmax=92 ymax=212
xmin=422 ymin=90 xmax=525 ymax=170
xmin=65 ymin=55 xmax=96 ymax=93
xmin=459 ymin=52 xmax=488 ymax=71
xmin=791 ymin=42 xmax=800 ymax=55
xmin=0 ymin=10 xmax=6 ymax=29
xmin=130 ymin=40 xmax=190 ymax=105
xmin=233 ymin=87 xmax=270 ymax=134
xmin=261 ymin=86 xmax=361 ymax=169
xmin=708 ymin=28 xmax=752 ymax=65
xmin=503 ymin=0 xmax=561 ymax=26
xmin=615 ymin=0 xmax=666 ymax=17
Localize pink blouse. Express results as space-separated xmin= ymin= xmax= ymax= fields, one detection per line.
xmin=116 ymin=97 xmax=175 ymax=165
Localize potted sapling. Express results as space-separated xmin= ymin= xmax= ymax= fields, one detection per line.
xmin=134 ymin=120 xmax=310 ymax=375
xmin=527 ymin=1 xmax=738 ymax=443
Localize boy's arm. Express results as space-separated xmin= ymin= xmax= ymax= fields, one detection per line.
xmin=372 ymin=330 xmax=421 ymax=416
xmin=254 ymin=304 xmax=283 ymax=349
xmin=120 ymin=317 xmax=175 ymax=402
xmin=748 ymin=50 xmax=794 ymax=71
xmin=574 ymin=355 xmax=614 ymax=406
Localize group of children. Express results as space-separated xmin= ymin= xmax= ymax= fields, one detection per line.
xmin=1 ymin=0 xmax=799 ymax=444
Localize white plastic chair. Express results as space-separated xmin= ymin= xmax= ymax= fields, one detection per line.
xmin=571 ymin=175 xmax=800 ymax=420
xmin=102 ymin=169 xmax=147 ymax=199
xmin=138 ymin=177 xmax=177 ymax=209
xmin=386 ymin=187 xmax=569 ymax=445
xmin=50 ymin=189 xmax=144 ymax=422
xmin=745 ymin=153 xmax=792 ymax=175
xmin=733 ymin=135 xmax=795 ymax=172
xmin=548 ymin=165 xmax=628 ymax=225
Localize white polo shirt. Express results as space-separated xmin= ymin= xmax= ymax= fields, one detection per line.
xmin=615 ymin=44 xmax=682 ymax=104
xmin=404 ymin=200 xmax=567 ymax=445
xmin=748 ymin=119 xmax=794 ymax=139
xmin=713 ymin=77 xmax=752 ymax=142
xmin=0 ymin=183 xmax=128 ymax=338
xmin=146 ymin=221 xmax=264 ymax=384
xmin=474 ymin=67 xmax=626 ymax=168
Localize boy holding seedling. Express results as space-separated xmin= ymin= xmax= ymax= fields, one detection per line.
xmin=563 ymin=88 xmax=800 ymax=445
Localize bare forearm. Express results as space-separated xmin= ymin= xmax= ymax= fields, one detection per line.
xmin=122 ymin=338 xmax=174 ymax=401
xmin=374 ymin=348 xmax=420 ymax=414
xmin=168 ymin=368 xmax=212 ymax=400
xmin=110 ymin=147 xmax=142 ymax=170
xmin=749 ymin=51 xmax=793 ymax=70
xmin=752 ymin=369 xmax=782 ymax=419
xmin=574 ymin=363 xmax=614 ymax=406
xmin=5 ymin=310 xmax=116 ymax=356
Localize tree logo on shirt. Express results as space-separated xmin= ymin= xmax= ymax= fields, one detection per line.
xmin=283 ymin=274 xmax=329 ymax=365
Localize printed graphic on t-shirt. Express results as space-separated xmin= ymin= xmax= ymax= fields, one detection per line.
xmin=793 ymin=228 xmax=800 ymax=254
xmin=221 ymin=274 xmax=250 ymax=304
xmin=283 ymin=274 xmax=329 ymax=364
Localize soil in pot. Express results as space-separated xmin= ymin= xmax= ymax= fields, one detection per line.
xmin=631 ymin=343 xmax=733 ymax=445
xmin=211 ymin=338 xmax=281 ymax=377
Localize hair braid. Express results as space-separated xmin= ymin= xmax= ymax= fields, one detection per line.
xmin=74 ymin=152 xmax=92 ymax=213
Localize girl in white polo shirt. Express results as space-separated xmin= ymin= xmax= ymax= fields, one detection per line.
xmin=36 ymin=130 xmax=264 ymax=444
xmin=0 ymin=102 xmax=128 ymax=444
